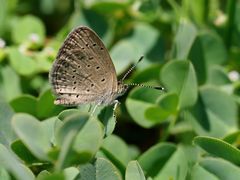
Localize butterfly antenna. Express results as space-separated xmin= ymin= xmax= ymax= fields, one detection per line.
xmin=121 ymin=55 xmax=144 ymax=81
xmin=127 ymin=83 xmax=164 ymax=91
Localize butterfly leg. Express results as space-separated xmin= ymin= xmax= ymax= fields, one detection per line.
xmin=88 ymin=104 xmax=93 ymax=113
xmin=90 ymin=102 xmax=101 ymax=116
xmin=113 ymin=100 xmax=120 ymax=119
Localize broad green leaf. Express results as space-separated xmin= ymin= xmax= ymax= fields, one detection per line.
xmin=145 ymin=93 xmax=178 ymax=122
xmin=55 ymin=112 xmax=89 ymax=170
xmin=190 ymin=163 xmax=220 ymax=180
xmin=194 ymin=136 xmax=240 ymax=165
xmin=0 ymin=96 xmax=16 ymax=145
xmin=126 ymin=88 xmax=163 ymax=128
xmin=172 ymin=20 xmax=197 ymax=59
xmin=110 ymin=40 xmax=137 ymax=74
xmin=73 ymin=117 xmax=104 ymax=162
xmin=186 ymin=86 xmax=238 ymax=137
xmin=111 ymin=23 xmax=159 ymax=73
xmin=138 ymin=143 xmax=176 ymax=177
xmin=78 ymin=159 xmax=122 ymax=179
xmin=57 ymin=109 xmax=80 ymax=121
xmin=0 ymin=66 xmax=21 ymax=101
xmin=223 ymin=131 xmax=240 ymax=144
xmin=0 ymin=168 xmax=11 ymax=180
xmin=98 ymin=106 xmax=116 ymax=137
xmin=36 ymin=89 xmax=64 ymax=119
xmin=132 ymin=65 xmax=162 ymax=84
xmin=196 ymin=158 xmax=240 ymax=180
xmin=95 ymin=158 xmax=122 ymax=180
xmin=207 ymin=66 xmax=231 ymax=86
xmin=8 ymin=47 xmax=38 ymax=76
xmin=11 ymin=140 xmax=38 ymax=164
xmin=63 ymin=167 xmax=79 ymax=180
xmin=0 ymin=144 xmax=35 ymax=180
xmin=78 ymin=163 xmax=95 ymax=180
xmin=101 ymin=135 xmax=130 ymax=166
xmin=125 ymin=161 xmax=146 ymax=180
xmin=12 ymin=114 xmax=58 ymax=160
xmin=10 ymin=95 xmax=37 ymax=116
xmin=36 ymin=170 xmax=50 ymax=179
xmin=36 ymin=173 xmax=65 ymax=180
xmin=153 ymin=145 xmax=188 ymax=180
xmin=91 ymin=1 xmax=128 ymax=13
xmin=68 ymin=9 xmax=112 ymax=46
xmin=161 ymin=60 xmax=198 ymax=109
xmin=127 ymin=23 xmax=159 ymax=57
xmin=12 ymin=15 xmax=45 ymax=45
xmin=188 ymin=31 xmax=227 ymax=84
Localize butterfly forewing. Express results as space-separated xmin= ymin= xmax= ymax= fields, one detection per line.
xmin=49 ymin=26 xmax=118 ymax=105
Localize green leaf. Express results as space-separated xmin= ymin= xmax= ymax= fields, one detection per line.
xmin=172 ymin=20 xmax=197 ymax=59
xmin=11 ymin=140 xmax=39 ymax=164
xmin=127 ymin=23 xmax=159 ymax=57
xmin=12 ymin=114 xmax=58 ymax=160
xmin=161 ymin=60 xmax=198 ymax=109
xmin=101 ymin=135 xmax=130 ymax=166
xmin=153 ymin=145 xmax=188 ymax=180
xmin=12 ymin=15 xmax=45 ymax=45
xmin=0 ymin=66 xmax=22 ymax=101
xmin=132 ymin=65 xmax=162 ymax=83
xmin=0 ymin=168 xmax=11 ymax=180
xmin=0 ymin=96 xmax=16 ymax=145
xmin=78 ymin=163 xmax=95 ymax=180
xmin=0 ymin=144 xmax=35 ymax=180
xmin=78 ymin=159 xmax=122 ymax=179
xmin=207 ymin=66 xmax=231 ymax=86
xmin=110 ymin=40 xmax=137 ymax=74
xmin=73 ymin=117 xmax=104 ymax=162
xmin=57 ymin=109 xmax=80 ymax=121
xmin=125 ymin=161 xmax=146 ymax=180
xmin=55 ymin=112 xmax=89 ymax=170
xmin=8 ymin=47 xmax=38 ymax=76
xmin=186 ymin=86 xmax=238 ymax=137
xmin=10 ymin=95 xmax=37 ymax=116
xmin=91 ymin=1 xmax=128 ymax=14
xmin=193 ymin=158 xmax=240 ymax=179
xmin=188 ymin=31 xmax=227 ymax=84
xmin=145 ymin=93 xmax=178 ymax=122
xmin=194 ymin=136 xmax=240 ymax=165
xmin=95 ymin=158 xmax=122 ymax=180
xmin=111 ymin=23 xmax=159 ymax=73
xmin=126 ymin=88 xmax=163 ymax=128
xmin=190 ymin=163 xmax=221 ymax=180
xmin=36 ymin=89 xmax=64 ymax=119
xmin=63 ymin=167 xmax=79 ymax=180
xmin=223 ymin=131 xmax=240 ymax=144
xmin=98 ymin=106 xmax=116 ymax=137
xmin=138 ymin=143 xmax=176 ymax=177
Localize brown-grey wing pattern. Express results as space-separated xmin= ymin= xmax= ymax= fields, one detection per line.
xmin=49 ymin=26 xmax=117 ymax=105
xmin=72 ymin=26 xmax=118 ymax=92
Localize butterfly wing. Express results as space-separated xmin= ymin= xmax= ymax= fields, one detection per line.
xmin=49 ymin=26 xmax=118 ymax=105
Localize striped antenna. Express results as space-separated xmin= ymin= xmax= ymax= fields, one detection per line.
xmin=127 ymin=83 xmax=164 ymax=91
xmin=121 ymin=56 xmax=164 ymax=91
xmin=121 ymin=55 xmax=144 ymax=81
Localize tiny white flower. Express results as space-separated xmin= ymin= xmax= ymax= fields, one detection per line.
xmin=228 ymin=71 xmax=239 ymax=82
xmin=0 ymin=38 xmax=6 ymax=48
xmin=29 ymin=33 xmax=40 ymax=43
xmin=214 ymin=11 xmax=227 ymax=26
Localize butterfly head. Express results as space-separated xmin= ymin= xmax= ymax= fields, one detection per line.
xmin=117 ymin=81 xmax=128 ymax=96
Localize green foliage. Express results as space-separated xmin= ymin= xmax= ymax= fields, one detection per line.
xmin=0 ymin=0 xmax=240 ymax=179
